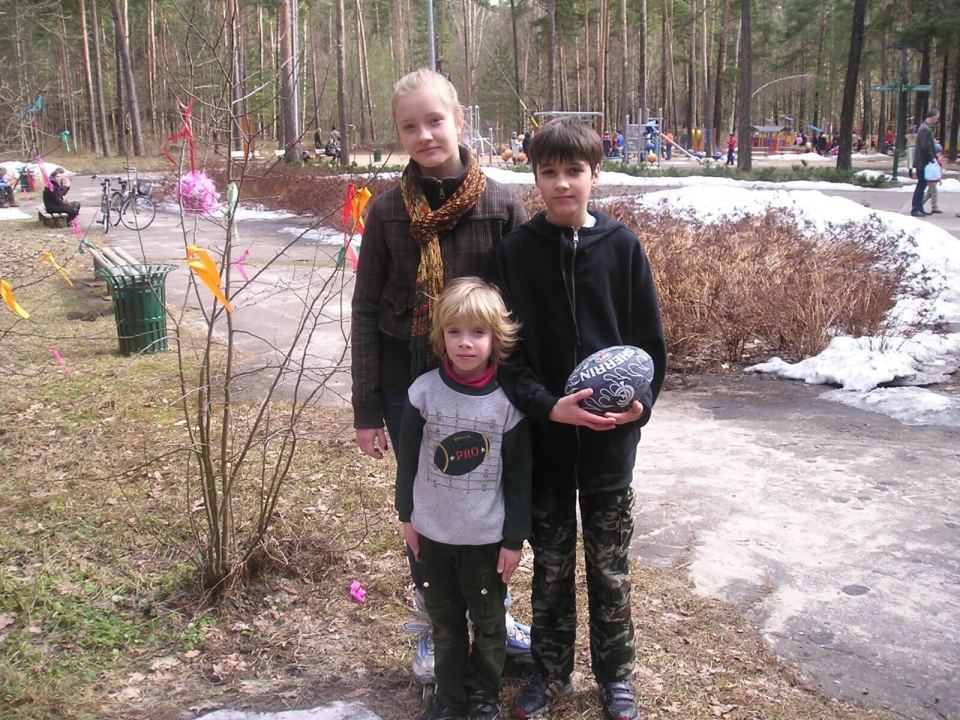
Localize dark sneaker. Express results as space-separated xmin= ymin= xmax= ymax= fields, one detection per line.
xmin=467 ymin=689 xmax=501 ymax=720
xmin=930 ymin=208 xmax=942 ymax=214
xmin=418 ymin=698 xmax=467 ymax=720
xmin=511 ymin=674 xmax=572 ymax=719
xmin=600 ymin=681 xmax=639 ymax=720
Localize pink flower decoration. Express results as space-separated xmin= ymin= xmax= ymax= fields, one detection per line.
xmin=173 ymin=170 xmax=220 ymax=214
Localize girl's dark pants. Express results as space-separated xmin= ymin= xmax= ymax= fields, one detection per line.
xmin=529 ymin=485 xmax=636 ymax=683
xmin=418 ymin=536 xmax=507 ymax=708
xmin=382 ymin=387 xmax=425 ymax=588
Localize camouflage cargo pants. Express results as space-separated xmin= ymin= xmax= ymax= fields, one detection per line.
xmin=529 ymin=486 xmax=635 ymax=683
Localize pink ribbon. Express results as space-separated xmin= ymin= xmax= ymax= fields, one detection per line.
xmin=70 ymin=218 xmax=84 ymax=241
xmin=349 ymin=580 xmax=367 ymax=604
xmin=50 ymin=346 xmax=76 ymax=379
xmin=233 ymin=249 xmax=250 ymax=281
xmin=36 ymin=157 xmax=54 ymax=192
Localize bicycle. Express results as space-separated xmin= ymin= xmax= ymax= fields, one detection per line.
xmin=93 ymin=169 xmax=157 ymax=233
xmin=94 ymin=175 xmax=121 ymax=233
xmin=114 ymin=168 xmax=157 ymax=231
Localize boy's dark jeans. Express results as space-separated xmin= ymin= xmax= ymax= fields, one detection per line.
xmin=529 ymin=486 xmax=635 ymax=683
xmin=418 ymin=535 xmax=507 ymax=709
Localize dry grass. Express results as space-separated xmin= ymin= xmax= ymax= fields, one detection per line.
xmin=0 ymin=220 xmax=893 ymax=719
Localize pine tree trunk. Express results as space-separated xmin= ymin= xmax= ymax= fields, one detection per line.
xmin=713 ymin=0 xmax=728 ymax=134
xmin=335 ymin=0 xmax=350 ymax=165
xmin=837 ymin=0 xmax=867 ymax=170
xmin=686 ymin=0 xmax=697 ymax=139
xmin=546 ymin=0 xmax=557 ymax=109
xmin=949 ymin=46 xmax=960 ymax=163
xmin=90 ymin=0 xmax=112 ymax=156
xmin=510 ymin=0 xmax=522 ymax=128
xmin=146 ymin=0 xmax=157 ymax=137
xmin=736 ymin=0 xmax=751 ymax=171
xmin=358 ymin=0 xmax=376 ymax=143
xmin=57 ymin=3 xmax=77 ymax=149
xmin=277 ymin=0 xmax=300 ymax=161
xmin=620 ymin=0 xmax=628 ymax=123
xmin=78 ymin=0 xmax=102 ymax=155
xmin=108 ymin=0 xmax=145 ymax=156
xmin=638 ymin=0 xmax=647 ymax=119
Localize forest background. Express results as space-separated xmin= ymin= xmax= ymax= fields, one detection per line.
xmin=2 ymin=0 xmax=960 ymax=172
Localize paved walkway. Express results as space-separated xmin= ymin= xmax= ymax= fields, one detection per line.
xmin=57 ymin=172 xmax=960 ymax=720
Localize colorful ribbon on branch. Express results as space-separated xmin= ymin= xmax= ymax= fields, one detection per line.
xmin=186 ymin=246 xmax=234 ymax=314
xmin=340 ymin=184 xmax=371 ymax=272
xmin=50 ymin=346 xmax=76 ymax=379
xmin=41 ymin=251 xmax=73 ymax=287
xmin=233 ymin=249 xmax=250 ymax=282
xmin=162 ymin=98 xmax=196 ymax=171
xmin=35 ymin=157 xmax=54 ymax=192
xmin=0 ymin=279 xmax=29 ymax=319
xmin=70 ymin=218 xmax=85 ymax=243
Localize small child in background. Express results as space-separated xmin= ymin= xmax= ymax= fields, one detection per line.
xmin=0 ymin=167 xmax=18 ymax=208
xmin=397 ymin=276 xmax=531 ymax=720
xmin=924 ymin=141 xmax=944 ymax=214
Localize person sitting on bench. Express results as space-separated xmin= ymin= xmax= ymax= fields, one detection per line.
xmin=0 ymin=167 xmax=18 ymax=209
xmin=43 ymin=167 xmax=80 ymax=221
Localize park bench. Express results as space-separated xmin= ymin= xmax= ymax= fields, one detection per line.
xmin=83 ymin=243 xmax=145 ymax=281
xmin=38 ymin=209 xmax=70 ymax=228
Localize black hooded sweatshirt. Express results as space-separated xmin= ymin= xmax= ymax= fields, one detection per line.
xmin=493 ymin=209 xmax=667 ymax=494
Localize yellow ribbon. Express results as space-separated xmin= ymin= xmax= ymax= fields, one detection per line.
xmin=186 ymin=246 xmax=234 ymax=314
xmin=41 ymin=251 xmax=74 ymax=287
xmin=0 ymin=279 xmax=30 ymax=319
xmin=351 ymin=187 xmax=372 ymax=233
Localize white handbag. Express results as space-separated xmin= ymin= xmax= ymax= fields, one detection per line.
xmin=924 ymin=161 xmax=941 ymax=182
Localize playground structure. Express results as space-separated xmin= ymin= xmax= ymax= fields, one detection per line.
xmin=462 ymin=105 xmax=498 ymax=164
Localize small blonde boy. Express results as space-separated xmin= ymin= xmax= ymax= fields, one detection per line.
xmin=396 ymin=277 xmax=532 ymax=720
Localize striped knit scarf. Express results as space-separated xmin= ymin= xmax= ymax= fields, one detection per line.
xmin=402 ymin=157 xmax=487 ymax=377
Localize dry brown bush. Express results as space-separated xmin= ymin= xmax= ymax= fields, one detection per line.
xmin=207 ymin=163 xmax=399 ymax=226
xmin=604 ymin=200 xmax=919 ymax=368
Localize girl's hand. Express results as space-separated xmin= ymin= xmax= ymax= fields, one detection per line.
xmin=549 ymin=390 xmax=617 ymax=431
xmin=356 ymin=428 xmax=389 ymax=458
xmin=403 ymin=522 xmax=420 ymax=561
xmin=497 ymin=547 xmax=522 ymax=584
xmin=604 ymin=401 xmax=645 ymax=425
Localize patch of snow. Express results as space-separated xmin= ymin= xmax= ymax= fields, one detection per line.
xmin=279 ymin=225 xmax=345 ymax=245
xmin=0 ymin=207 xmax=32 ymax=221
xmin=196 ymin=702 xmax=382 ymax=720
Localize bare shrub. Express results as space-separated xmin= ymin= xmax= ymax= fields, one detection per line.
xmin=207 ymin=164 xmax=398 ymax=224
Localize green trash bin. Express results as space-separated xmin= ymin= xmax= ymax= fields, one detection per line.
xmin=104 ymin=264 xmax=175 ymax=356
xmin=372 ymin=148 xmax=383 ymax=163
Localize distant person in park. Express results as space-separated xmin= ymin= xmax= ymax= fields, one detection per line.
xmin=726 ymin=133 xmax=737 ymax=165
xmin=521 ymin=129 xmax=532 ymax=160
xmin=313 ymin=128 xmax=323 ymax=157
xmin=350 ymin=68 xmax=528 ymax=720
xmin=396 ymin=277 xmax=531 ymax=720
xmin=492 ymin=117 xmax=667 ymax=720
xmin=911 ymin=108 xmax=939 ymax=217
xmin=602 ymin=131 xmax=613 ymax=157
xmin=664 ymin=130 xmax=674 ymax=159
xmin=43 ymin=167 xmax=79 ymax=221
xmin=924 ymin=141 xmax=944 ymax=215
xmin=615 ymin=129 xmax=625 ymax=158
xmin=0 ymin=167 xmax=18 ymax=208
xmin=329 ymin=125 xmax=340 ymax=146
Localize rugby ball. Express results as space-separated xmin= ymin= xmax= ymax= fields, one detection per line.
xmin=564 ymin=345 xmax=655 ymax=415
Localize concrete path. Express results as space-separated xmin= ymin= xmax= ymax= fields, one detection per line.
xmin=53 ymin=171 xmax=960 ymax=720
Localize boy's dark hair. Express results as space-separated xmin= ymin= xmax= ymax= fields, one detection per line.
xmin=925 ymin=108 xmax=939 ymax=120
xmin=529 ymin=118 xmax=603 ymax=172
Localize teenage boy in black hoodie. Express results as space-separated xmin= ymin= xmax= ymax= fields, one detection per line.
xmin=493 ymin=117 xmax=666 ymax=720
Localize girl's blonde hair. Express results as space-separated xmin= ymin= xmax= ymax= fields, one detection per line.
xmin=391 ymin=68 xmax=464 ymax=126
xmin=430 ymin=277 xmax=520 ymax=365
